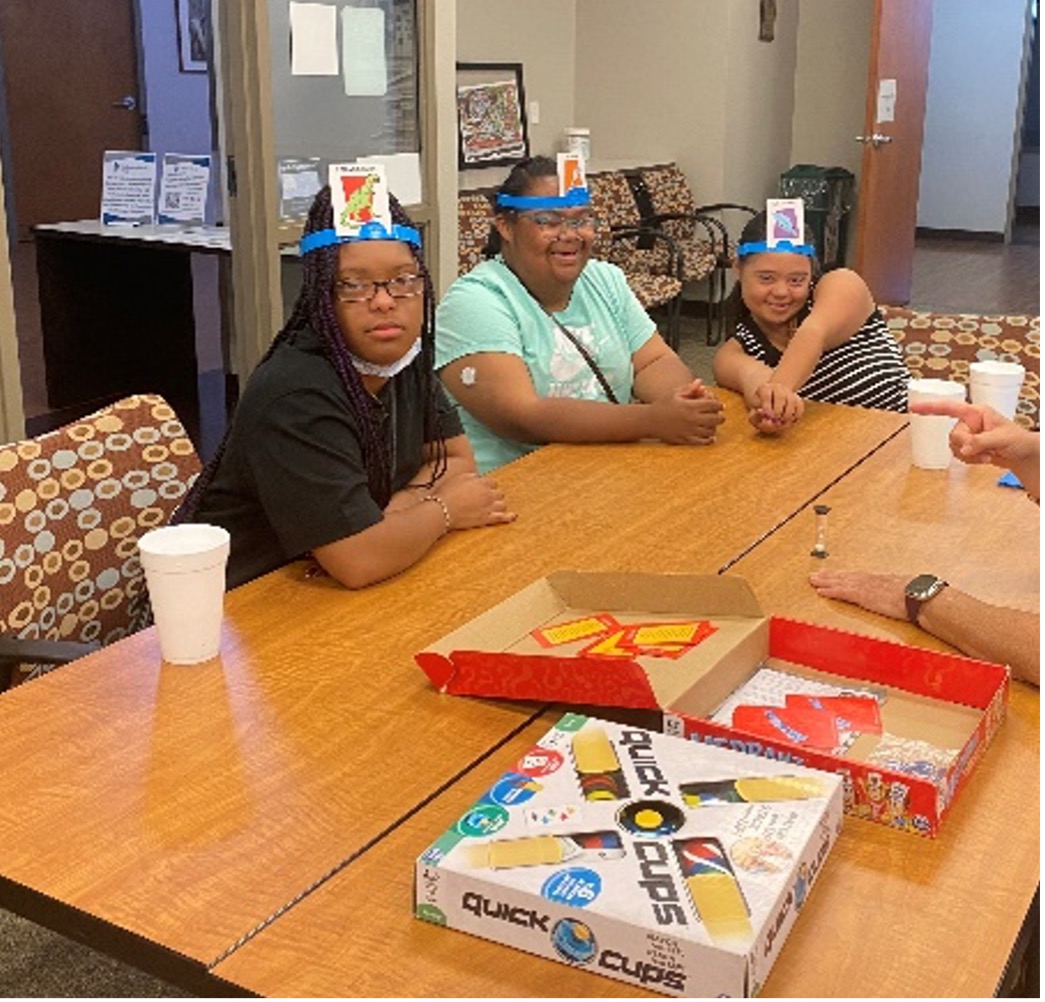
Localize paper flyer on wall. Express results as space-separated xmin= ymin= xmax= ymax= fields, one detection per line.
xmin=278 ymin=157 xmax=324 ymax=221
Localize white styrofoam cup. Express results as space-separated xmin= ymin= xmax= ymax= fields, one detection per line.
xmin=907 ymin=378 xmax=966 ymax=469
xmin=968 ymin=360 xmax=1025 ymax=420
xmin=138 ymin=524 xmax=230 ymax=665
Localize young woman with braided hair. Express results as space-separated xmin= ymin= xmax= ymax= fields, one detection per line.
xmin=179 ymin=186 xmax=515 ymax=589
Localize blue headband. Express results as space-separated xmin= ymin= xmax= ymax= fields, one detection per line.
xmin=496 ymin=187 xmax=592 ymax=211
xmin=737 ymin=239 xmax=815 ymax=258
xmin=299 ymin=221 xmax=421 ymax=255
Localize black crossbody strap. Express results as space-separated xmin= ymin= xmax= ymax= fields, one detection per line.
xmin=544 ymin=311 xmax=620 ymax=405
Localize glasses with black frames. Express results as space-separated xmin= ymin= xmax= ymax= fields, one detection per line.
xmin=333 ymin=274 xmax=425 ymax=303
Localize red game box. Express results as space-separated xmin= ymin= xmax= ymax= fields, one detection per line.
xmin=416 ymin=571 xmax=1010 ymax=836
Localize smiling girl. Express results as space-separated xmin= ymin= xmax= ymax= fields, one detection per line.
xmin=712 ymin=212 xmax=908 ymax=434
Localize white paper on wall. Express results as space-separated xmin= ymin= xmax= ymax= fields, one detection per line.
xmin=342 ymin=7 xmax=387 ymax=97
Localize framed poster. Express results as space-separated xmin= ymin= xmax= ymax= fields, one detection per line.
xmin=455 ymin=62 xmax=529 ymax=169
xmin=176 ymin=0 xmax=209 ymax=73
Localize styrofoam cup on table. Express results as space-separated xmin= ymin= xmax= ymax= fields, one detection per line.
xmin=907 ymin=378 xmax=966 ymax=469
xmin=968 ymin=360 xmax=1025 ymax=420
xmin=138 ymin=523 xmax=230 ymax=665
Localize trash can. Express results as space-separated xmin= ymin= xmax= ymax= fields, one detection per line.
xmin=779 ymin=165 xmax=855 ymax=270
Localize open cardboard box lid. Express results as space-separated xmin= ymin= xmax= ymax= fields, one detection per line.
xmin=415 ymin=571 xmax=769 ymax=711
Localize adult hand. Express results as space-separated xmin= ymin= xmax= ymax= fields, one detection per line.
xmin=435 ymin=474 xmax=517 ymax=530
xmin=647 ymin=378 xmax=725 ymax=444
xmin=747 ymin=381 xmax=804 ymax=435
xmin=809 ymin=569 xmax=908 ymax=621
xmin=910 ymin=399 xmax=1035 ymax=469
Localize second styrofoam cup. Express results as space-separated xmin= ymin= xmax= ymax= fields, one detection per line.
xmin=907 ymin=378 xmax=966 ymax=469
xmin=968 ymin=360 xmax=1025 ymax=420
xmin=138 ymin=524 xmax=230 ymax=665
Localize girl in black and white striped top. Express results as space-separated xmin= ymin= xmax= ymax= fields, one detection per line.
xmin=713 ymin=212 xmax=908 ymax=434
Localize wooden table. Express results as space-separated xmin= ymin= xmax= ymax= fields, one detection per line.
xmin=727 ymin=429 xmax=1040 ymax=998
xmin=0 ymin=395 xmax=1036 ymax=997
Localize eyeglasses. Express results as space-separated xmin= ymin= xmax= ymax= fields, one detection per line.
xmin=333 ymin=274 xmax=425 ymax=303
xmin=519 ymin=211 xmax=599 ymax=234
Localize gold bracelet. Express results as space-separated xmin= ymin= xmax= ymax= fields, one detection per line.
xmin=422 ymin=494 xmax=452 ymax=536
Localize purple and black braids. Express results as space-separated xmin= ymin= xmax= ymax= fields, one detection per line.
xmin=176 ymin=186 xmax=448 ymax=523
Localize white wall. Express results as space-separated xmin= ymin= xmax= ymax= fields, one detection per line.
xmin=917 ymin=0 xmax=1029 ymax=232
xmin=791 ymin=0 xmax=871 ymax=184
xmin=455 ymin=0 xmax=577 ymax=190
xmin=572 ymin=0 xmax=799 ymax=208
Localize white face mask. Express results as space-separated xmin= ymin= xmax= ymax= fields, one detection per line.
xmin=348 ymin=337 xmax=422 ymax=378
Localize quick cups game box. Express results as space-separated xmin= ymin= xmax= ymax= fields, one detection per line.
xmin=415 ymin=713 xmax=844 ymax=997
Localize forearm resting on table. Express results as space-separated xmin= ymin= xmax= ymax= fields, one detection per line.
xmin=920 ymin=588 xmax=1040 ymax=686
xmin=712 ymin=344 xmax=774 ymax=404
xmin=631 ymin=336 xmax=698 ymax=401
xmin=312 ymin=499 xmax=448 ymax=589
xmin=767 ymin=324 xmax=830 ymax=394
xmin=480 ymin=394 xmax=672 ymax=445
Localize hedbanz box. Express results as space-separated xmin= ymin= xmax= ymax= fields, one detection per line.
xmin=415 ymin=714 xmax=843 ymax=998
xmin=415 ymin=572 xmax=1009 ymax=836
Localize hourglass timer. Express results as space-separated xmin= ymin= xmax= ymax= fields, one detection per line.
xmin=810 ymin=504 xmax=831 ymax=558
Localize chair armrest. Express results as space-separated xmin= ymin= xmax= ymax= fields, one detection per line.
xmin=609 ymin=225 xmax=684 ymax=282
xmin=0 ymin=635 xmax=101 ymax=667
xmin=645 ymin=212 xmax=724 ymax=261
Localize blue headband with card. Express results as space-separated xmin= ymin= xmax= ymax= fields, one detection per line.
xmin=737 ymin=198 xmax=816 ymax=258
xmin=299 ymin=163 xmax=421 ymax=255
xmin=496 ymin=153 xmax=591 ymax=210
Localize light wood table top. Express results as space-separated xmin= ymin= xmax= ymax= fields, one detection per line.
xmin=0 ymin=564 xmax=544 ymax=974
xmin=5 ymin=394 xmax=1033 ymax=999
xmin=213 ymin=712 xmax=662 ymax=998
xmin=486 ymin=392 xmax=907 ymax=576
xmin=215 ymin=416 xmax=1038 ymax=998
xmin=729 ymin=430 xmax=1039 ymax=998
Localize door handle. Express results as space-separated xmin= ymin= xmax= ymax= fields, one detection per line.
xmin=855 ymin=133 xmax=893 ymax=148
xmin=112 ymin=95 xmax=138 ymax=111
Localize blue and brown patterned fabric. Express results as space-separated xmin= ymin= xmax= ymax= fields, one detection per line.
xmin=587 ymin=171 xmax=684 ymax=313
xmin=0 ymin=395 xmax=201 ymax=679
xmin=882 ymin=306 xmax=1040 ymax=428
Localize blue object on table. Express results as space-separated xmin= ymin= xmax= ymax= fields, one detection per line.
xmin=998 ymin=471 xmax=1023 ymax=489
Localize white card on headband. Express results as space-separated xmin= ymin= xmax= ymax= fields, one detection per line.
xmin=329 ymin=163 xmax=391 ymax=237
xmin=557 ymin=153 xmax=587 ymax=195
xmin=766 ymin=198 xmax=805 ymax=247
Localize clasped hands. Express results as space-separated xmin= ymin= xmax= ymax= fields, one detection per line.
xmin=745 ymin=381 xmax=804 ymax=435
xmin=647 ymin=378 xmax=725 ymax=445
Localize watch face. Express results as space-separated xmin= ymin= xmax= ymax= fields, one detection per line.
xmin=906 ymin=574 xmax=943 ymax=600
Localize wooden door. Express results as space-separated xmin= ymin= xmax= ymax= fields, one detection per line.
xmin=852 ymin=0 xmax=934 ymax=305
xmin=0 ymin=0 xmax=142 ymax=240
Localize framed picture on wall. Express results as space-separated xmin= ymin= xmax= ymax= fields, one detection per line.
xmin=455 ymin=62 xmax=529 ymax=169
xmin=176 ymin=0 xmax=210 ymax=73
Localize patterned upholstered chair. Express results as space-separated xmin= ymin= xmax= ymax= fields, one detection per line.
xmin=587 ymin=170 xmax=685 ymax=348
xmin=634 ymin=164 xmax=755 ymax=345
xmin=881 ymin=306 xmax=1040 ymax=429
xmin=0 ymin=394 xmax=201 ymax=689
xmin=457 ymin=189 xmax=496 ymax=276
